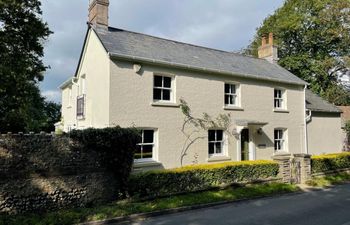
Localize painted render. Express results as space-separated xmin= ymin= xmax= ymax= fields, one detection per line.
xmin=60 ymin=29 xmax=110 ymax=131
xmin=307 ymin=112 xmax=343 ymax=155
xmin=109 ymin=59 xmax=307 ymax=169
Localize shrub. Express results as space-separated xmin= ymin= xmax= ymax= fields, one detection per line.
xmin=311 ymin=152 xmax=350 ymax=173
xmin=69 ymin=126 xmax=140 ymax=194
xmin=128 ymin=160 xmax=279 ymax=198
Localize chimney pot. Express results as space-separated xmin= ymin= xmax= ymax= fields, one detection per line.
xmin=258 ymin=32 xmax=278 ymax=63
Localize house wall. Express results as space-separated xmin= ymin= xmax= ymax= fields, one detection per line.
xmin=109 ymin=59 xmax=307 ymax=169
xmin=61 ymin=83 xmax=77 ymax=132
xmin=307 ymin=112 xmax=343 ymax=155
xmin=61 ymin=29 xmax=110 ymax=131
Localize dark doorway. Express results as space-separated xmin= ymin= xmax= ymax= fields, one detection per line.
xmin=241 ymin=129 xmax=249 ymax=161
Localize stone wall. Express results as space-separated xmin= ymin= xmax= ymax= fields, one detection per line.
xmin=272 ymin=154 xmax=312 ymax=184
xmin=0 ymin=133 xmax=116 ymax=215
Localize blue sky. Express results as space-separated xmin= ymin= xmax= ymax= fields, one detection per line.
xmin=40 ymin=0 xmax=285 ymax=102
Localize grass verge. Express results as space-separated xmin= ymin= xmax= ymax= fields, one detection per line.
xmin=0 ymin=183 xmax=299 ymax=225
xmin=306 ymin=173 xmax=350 ymax=187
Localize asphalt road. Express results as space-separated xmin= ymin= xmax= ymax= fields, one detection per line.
xmin=119 ymin=183 xmax=350 ymax=225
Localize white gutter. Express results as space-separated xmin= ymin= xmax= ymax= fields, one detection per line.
xmin=109 ymin=52 xmax=307 ymax=87
xmin=70 ymin=77 xmax=79 ymax=129
xmin=303 ymin=85 xmax=309 ymax=154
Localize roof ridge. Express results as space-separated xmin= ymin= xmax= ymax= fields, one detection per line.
xmin=104 ymin=26 xmax=261 ymax=60
xmin=92 ymin=25 xmax=306 ymax=86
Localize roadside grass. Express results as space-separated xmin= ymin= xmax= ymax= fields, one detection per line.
xmin=306 ymin=173 xmax=350 ymax=187
xmin=0 ymin=183 xmax=299 ymax=225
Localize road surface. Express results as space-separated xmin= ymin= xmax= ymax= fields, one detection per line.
xmin=119 ymin=183 xmax=350 ymax=225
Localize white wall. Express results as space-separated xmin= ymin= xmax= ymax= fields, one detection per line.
xmin=307 ymin=112 xmax=343 ymax=155
xmin=109 ymin=59 xmax=306 ymax=169
xmin=60 ymin=29 xmax=110 ymax=131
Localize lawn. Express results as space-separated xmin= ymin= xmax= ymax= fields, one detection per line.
xmin=0 ymin=183 xmax=299 ymax=225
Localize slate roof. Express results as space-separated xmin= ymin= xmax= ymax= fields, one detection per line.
xmin=305 ymin=89 xmax=342 ymax=113
xmin=94 ymin=26 xmax=307 ymax=85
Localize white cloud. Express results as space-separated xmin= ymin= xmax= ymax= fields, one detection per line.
xmin=39 ymin=0 xmax=284 ymax=102
xmin=42 ymin=90 xmax=61 ymax=103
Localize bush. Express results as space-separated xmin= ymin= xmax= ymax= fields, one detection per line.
xmin=128 ymin=160 xmax=279 ymax=198
xmin=69 ymin=126 xmax=140 ymax=194
xmin=311 ymin=153 xmax=350 ymax=173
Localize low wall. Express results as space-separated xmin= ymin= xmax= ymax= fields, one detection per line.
xmin=272 ymin=154 xmax=311 ymax=184
xmin=312 ymin=168 xmax=350 ymax=178
xmin=0 ymin=134 xmax=116 ymax=215
xmin=272 ymin=153 xmax=350 ymax=185
xmin=0 ymin=172 xmax=115 ymax=214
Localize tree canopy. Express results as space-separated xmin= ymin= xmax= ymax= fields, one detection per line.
xmin=0 ymin=0 xmax=60 ymax=132
xmin=246 ymin=0 xmax=350 ymax=105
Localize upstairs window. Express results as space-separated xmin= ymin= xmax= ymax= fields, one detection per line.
xmin=153 ymin=75 xmax=172 ymax=102
xmin=274 ymin=129 xmax=286 ymax=151
xmin=208 ymin=130 xmax=224 ymax=156
xmin=77 ymin=95 xmax=85 ymax=119
xmin=225 ymin=83 xmax=239 ymax=106
xmin=135 ymin=130 xmax=155 ymax=161
xmin=274 ymin=89 xmax=285 ymax=109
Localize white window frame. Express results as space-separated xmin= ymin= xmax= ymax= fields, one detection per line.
xmin=135 ymin=129 xmax=157 ymax=162
xmin=208 ymin=130 xmax=226 ymax=157
xmin=274 ymin=128 xmax=287 ymax=152
xmin=274 ymin=89 xmax=286 ymax=109
xmin=153 ymin=74 xmax=175 ymax=103
xmin=224 ymin=83 xmax=240 ymax=107
xmin=76 ymin=94 xmax=85 ymax=119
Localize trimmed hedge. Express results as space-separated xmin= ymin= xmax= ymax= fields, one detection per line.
xmin=69 ymin=127 xmax=140 ymax=193
xmin=311 ymin=152 xmax=350 ymax=174
xmin=128 ymin=160 xmax=279 ymax=198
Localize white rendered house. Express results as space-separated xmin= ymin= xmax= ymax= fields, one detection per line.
xmin=59 ymin=0 xmax=343 ymax=170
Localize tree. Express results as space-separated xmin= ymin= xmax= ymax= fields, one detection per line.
xmin=42 ymin=101 xmax=61 ymax=132
xmin=246 ymin=0 xmax=350 ymax=105
xmin=0 ymin=0 xmax=53 ymax=132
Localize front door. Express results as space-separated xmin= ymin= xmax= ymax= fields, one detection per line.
xmin=241 ymin=129 xmax=249 ymax=161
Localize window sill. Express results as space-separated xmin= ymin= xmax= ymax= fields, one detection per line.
xmin=273 ymin=109 xmax=289 ymax=113
xmin=207 ymin=156 xmax=231 ymax=162
xmin=274 ymin=151 xmax=289 ymax=155
xmin=77 ymin=116 xmax=85 ymax=120
xmin=223 ymin=106 xmax=244 ymax=111
xmin=151 ymin=102 xmax=180 ymax=108
xmin=133 ymin=160 xmax=162 ymax=168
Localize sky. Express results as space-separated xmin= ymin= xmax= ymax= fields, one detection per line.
xmin=40 ymin=0 xmax=285 ymax=103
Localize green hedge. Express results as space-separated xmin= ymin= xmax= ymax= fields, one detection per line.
xmin=128 ymin=160 xmax=279 ymax=198
xmin=311 ymin=153 xmax=350 ymax=174
xmin=69 ymin=126 xmax=140 ymax=194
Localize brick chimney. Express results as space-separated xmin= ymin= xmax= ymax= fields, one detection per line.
xmin=258 ymin=33 xmax=278 ymax=63
xmin=88 ymin=0 xmax=109 ymax=28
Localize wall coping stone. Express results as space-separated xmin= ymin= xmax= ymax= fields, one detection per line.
xmin=294 ymin=154 xmax=311 ymax=158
